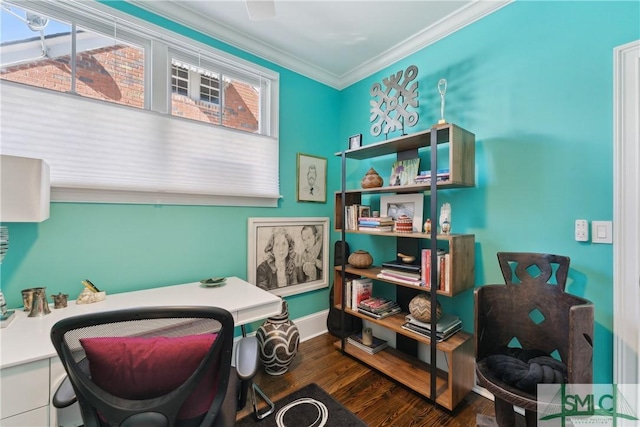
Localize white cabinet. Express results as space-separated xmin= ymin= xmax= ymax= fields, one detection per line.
xmin=0 ymin=359 xmax=49 ymax=425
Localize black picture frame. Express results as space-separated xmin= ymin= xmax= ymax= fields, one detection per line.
xmin=348 ymin=134 xmax=362 ymax=150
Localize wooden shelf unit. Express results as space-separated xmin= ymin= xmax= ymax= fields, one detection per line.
xmin=334 ymin=123 xmax=476 ymax=411
xmin=335 ymin=230 xmax=474 ymax=296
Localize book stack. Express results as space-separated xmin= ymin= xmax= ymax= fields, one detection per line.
xmin=344 ymin=204 xmax=371 ymax=230
xmin=358 ymin=216 xmax=394 ymax=232
xmin=420 ymin=249 xmax=451 ymax=292
xmin=347 ymin=332 xmax=389 ymax=354
xmin=349 ymin=278 xmax=373 ymax=309
xmin=414 ymin=169 xmax=450 ymax=185
xmin=402 ymin=313 xmax=462 ymax=342
xmin=378 ymin=258 xmax=422 ymax=286
xmin=358 ymin=296 xmax=401 ymax=319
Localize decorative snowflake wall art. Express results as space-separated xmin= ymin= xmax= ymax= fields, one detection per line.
xmin=370 ymin=65 xmax=419 ymax=137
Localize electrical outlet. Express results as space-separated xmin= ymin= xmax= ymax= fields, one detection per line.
xmin=575 ymin=219 xmax=589 ymax=242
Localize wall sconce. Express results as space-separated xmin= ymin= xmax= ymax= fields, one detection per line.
xmin=0 ymin=154 xmax=51 ymax=327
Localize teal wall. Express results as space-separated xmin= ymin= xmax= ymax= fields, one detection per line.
xmin=1 ymin=1 xmax=638 ymax=385
xmin=339 ymin=0 xmax=639 ymax=385
xmin=0 ymin=2 xmax=341 ymax=329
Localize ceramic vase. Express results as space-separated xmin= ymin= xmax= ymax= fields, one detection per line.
xmin=256 ymin=299 xmax=300 ymax=375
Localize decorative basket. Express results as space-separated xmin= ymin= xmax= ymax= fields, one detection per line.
xmin=361 ymin=168 xmax=384 ymax=189
xmin=395 ymin=215 xmax=413 ymax=233
xmin=348 ymin=250 xmax=373 ymax=269
xmin=409 ymin=293 xmax=442 ymax=323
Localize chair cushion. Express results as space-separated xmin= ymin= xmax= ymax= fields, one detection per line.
xmin=80 ymin=334 xmax=218 ymax=420
xmin=483 ymin=347 xmax=567 ymax=392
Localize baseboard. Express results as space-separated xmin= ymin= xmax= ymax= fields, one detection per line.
xmin=295 ymin=309 xmax=330 ymax=342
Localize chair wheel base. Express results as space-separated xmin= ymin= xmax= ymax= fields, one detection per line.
xmin=251 ymin=382 xmax=275 ymax=420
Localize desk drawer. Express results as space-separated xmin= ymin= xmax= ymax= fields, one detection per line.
xmin=0 ymin=359 xmax=49 ymax=420
xmin=0 ymin=406 xmax=48 ymax=427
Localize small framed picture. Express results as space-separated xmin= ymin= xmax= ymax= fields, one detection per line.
xmin=348 ymin=134 xmax=362 ymax=150
xmin=297 ymin=153 xmax=327 ymax=203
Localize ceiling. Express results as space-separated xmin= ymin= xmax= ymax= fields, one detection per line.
xmin=132 ymin=1 xmax=511 ymax=89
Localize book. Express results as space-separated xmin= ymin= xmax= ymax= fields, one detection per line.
xmin=358 ymin=296 xmax=396 ymax=312
xmin=421 ymin=249 xmax=446 ymax=289
xmin=390 ymin=158 xmax=420 ymax=186
xmin=444 ymin=253 xmax=451 ymax=293
xmin=358 ymin=216 xmax=393 ymax=222
xmin=381 ymin=259 xmax=421 ymax=273
xmin=347 ymin=332 xmax=388 ymax=354
xmin=359 ymin=226 xmax=394 ymax=232
xmin=405 ymin=313 xmax=461 ymax=334
xmin=358 ymin=220 xmax=394 ymax=226
xmin=401 ymin=322 xmax=462 ymax=342
xmin=358 ymin=305 xmax=401 ymax=320
xmin=376 ymin=273 xmax=422 ymax=287
xmin=379 ymin=268 xmax=421 ymax=280
xmin=351 ymin=278 xmax=373 ymax=309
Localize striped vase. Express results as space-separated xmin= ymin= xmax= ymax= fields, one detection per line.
xmin=256 ymin=299 xmax=300 ymax=375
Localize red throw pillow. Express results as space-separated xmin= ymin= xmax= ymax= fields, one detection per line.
xmin=80 ymin=334 xmax=219 ymax=420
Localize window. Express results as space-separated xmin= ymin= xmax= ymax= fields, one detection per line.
xmin=1 ymin=3 xmax=146 ymax=109
xmin=0 ymin=0 xmax=280 ymax=207
xmin=169 ymin=57 xmax=260 ymax=133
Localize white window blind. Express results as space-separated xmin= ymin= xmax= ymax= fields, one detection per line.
xmin=0 ymin=82 xmax=281 ymax=207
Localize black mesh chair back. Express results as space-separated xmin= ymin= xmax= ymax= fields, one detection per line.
xmin=50 ymin=306 xmax=234 ymax=427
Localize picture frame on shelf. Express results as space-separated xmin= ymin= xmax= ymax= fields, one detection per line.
xmin=348 ymin=134 xmax=362 ymax=150
xmin=297 ymin=153 xmax=327 ymax=203
xmin=380 ymin=193 xmax=424 ymax=232
xmin=389 ymin=158 xmax=420 ymax=186
xmin=248 ymin=217 xmax=330 ymax=297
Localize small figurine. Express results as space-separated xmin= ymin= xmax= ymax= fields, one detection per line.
xmin=439 ymin=202 xmax=451 ymax=234
xmin=438 ymin=78 xmax=447 ymax=124
xmin=51 ymin=292 xmax=69 ymax=309
xmin=424 ymin=218 xmax=432 ymax=234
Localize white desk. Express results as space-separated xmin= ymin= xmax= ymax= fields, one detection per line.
xmin=0 ymin=277 xmax=282 ymax=426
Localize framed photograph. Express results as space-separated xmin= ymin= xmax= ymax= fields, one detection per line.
xmin=297 ymin=153 xmax=327 ymax=203
xmin=389 ymin=158 xmax=420 ymax=186
xmin=380 ymin=193 xmax=424 ymax=232
xmin=248 ymin=217 xmax=330 ymax=297
xmin=348 ymin=134 xmax=362 ymax=150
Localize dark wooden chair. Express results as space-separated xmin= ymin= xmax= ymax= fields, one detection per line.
xmin=474 ymin=252 xmax=594 ymax=427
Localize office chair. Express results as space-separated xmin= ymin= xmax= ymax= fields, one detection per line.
xmin=51 ymin=306 xmax=264 ymax=427
xmin=475 ymin=252 xmax=593 ymax=427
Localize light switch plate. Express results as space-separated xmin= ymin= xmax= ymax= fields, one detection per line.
xmin=592 ymin=220 xmax=613 ymax=244
xmin=575 ymin=219 xmax=588 ymax=242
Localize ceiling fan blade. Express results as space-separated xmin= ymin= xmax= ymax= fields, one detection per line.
xmin=245 ymin=0 xmax=275 ymax=21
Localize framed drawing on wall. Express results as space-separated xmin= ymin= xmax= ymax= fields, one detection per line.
xmin=380 ymin=193 xmax=424 ymax=233
xmin=297 ymin=153 xmax=327 ymax=203
xmin=248 ymin=217 xmax=330 ymax=297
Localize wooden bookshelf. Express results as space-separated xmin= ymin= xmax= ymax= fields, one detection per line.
xmin=334 ymin=123 xmax=477 ymax=411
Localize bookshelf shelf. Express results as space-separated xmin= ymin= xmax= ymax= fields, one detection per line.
xmin=334 ymin=123 xmax=476 ymax=411
xmin=332 ymin=339 xmax=473 ymax=410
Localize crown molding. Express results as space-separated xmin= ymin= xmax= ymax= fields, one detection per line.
xmin=340 ymin=0 xmax=513 ymax=88
xmin=129 ymin=0 xmax=512 ymax=90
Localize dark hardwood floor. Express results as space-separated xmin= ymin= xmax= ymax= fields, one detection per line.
xmin=236 ymin=332 xmax=496 ymax=426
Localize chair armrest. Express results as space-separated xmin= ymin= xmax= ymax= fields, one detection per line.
xmin=52 ymin=376 xmax=77 ymax=409
xmin=235 ymin=336 xmax=259 ymax=381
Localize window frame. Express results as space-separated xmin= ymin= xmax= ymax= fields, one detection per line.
xmin=1 ymin=0 xmax=280 ymax=207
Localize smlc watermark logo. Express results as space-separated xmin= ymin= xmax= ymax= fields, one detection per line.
xmin=538 ymin=384 xmax=639 ymax=426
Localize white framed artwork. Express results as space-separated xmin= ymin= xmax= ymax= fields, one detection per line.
xmin=247 ymin=217 xmax=330 ymax=297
